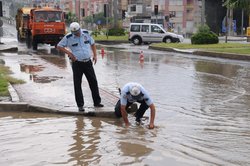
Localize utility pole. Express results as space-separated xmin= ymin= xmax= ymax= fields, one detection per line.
xmin=225 ymin=7 xmax=229 ymax=43
xmin=78 ymin=0 xmax=81 ymax=24
xmin=201 ymin=0 xmax=205 ymax=26
xmin=241 ymin=9 xmax=244 ymax=36
xmin=113 ymin=0 xmax=118 ymax=28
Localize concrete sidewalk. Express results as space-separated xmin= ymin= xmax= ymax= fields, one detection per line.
xmin=0 ymin=41 xmax=138 ymax=118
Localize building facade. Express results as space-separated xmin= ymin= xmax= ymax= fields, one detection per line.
xmin=6 ymin=0 xmax=246 ymax=36
xmin=126 ymin=0 xmax=202 ymax=35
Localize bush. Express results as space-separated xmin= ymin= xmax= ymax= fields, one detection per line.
xmin=197 ymin=24 xmax=210 ymax=33
xmin=92 ymin=30 xmax=100 ymax=37
xmin=191 ymin=25 xmax=219 ymax=44
xmin=108 ymin=28 xmax=125 ymax=36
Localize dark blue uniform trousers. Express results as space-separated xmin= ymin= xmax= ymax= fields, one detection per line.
xmin=114 ymin=99 xmax=149 ymax=122
xmin=72 ymin=60 xmax=101 ymax=107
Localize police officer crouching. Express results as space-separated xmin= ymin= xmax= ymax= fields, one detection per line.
xmin=57 ymin=22 xmax=103 ymax=112
xmin=115 ymin=82 xmax=156 ymax=129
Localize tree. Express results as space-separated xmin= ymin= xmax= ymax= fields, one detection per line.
xmin=223 ymin=0 xmax=250 ymax=40
xmin=65 ymin=12 xmax=78 ymax=25
xmin=224 ymin=0 xmax=250 ymax=8
xmin=83 ymin=12 xmax=110 ymax=26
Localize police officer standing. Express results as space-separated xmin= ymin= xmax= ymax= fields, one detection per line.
xmin=57 ymin=22 xmax=103 ymax=112
xmin=114 ymin=82 xmax=156 ymax=129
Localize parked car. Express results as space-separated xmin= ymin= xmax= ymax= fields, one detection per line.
xmin=128 ymin=23 xmax=184 ymax=45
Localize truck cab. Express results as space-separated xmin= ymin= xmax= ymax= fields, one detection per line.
xmin=26 ymin=7 xmax=66 ymax=50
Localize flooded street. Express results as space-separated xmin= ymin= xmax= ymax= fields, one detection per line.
xmin=1 ymin=23 xmax=250 ymax=165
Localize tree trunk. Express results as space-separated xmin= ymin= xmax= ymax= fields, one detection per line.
xmin=113 ymin=0 xmax=119 ymax=28
xmin=229 ymin=8 xmax=234 ymax=36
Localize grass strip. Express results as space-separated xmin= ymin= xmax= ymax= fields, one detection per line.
xmin=0 ymin=65 xmax=25 ymax=96
xmin=151 ymin=43 xmax=250 ymax=55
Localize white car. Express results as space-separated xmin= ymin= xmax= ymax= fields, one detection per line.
xmin=128 ymin=23 xmax=184 ymax=45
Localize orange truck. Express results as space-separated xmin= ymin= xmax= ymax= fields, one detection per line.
xmin=25 ymin=6 xmax=66 ymax=50
xmin=15 ymin=7 xmax=32 ymax=42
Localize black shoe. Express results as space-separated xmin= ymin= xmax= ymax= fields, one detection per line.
xmin=135 ymin=118 xmax=141 ymax=125
xmin=78 ymin=106 xmax=85 ymax=112
xmin=94 ymin=103 xmax=104 ymax=107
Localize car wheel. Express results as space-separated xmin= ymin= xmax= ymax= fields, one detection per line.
xmin=164 ymin=37 xmax=172 ymax=43
xmin=132 ymin=37 xmax=142 ymax=45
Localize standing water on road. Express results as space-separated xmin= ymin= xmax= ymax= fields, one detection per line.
xmin=1 ymin=42 xmax=250 ymax=165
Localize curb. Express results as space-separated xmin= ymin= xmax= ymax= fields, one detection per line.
xmin=96 ymin=40 xmax=129 ymax=45
xmin=193 ymin=51 xmax=250 ymax=61
xmin=1 ymin=84 xmax=119 ymax=118
xmin=0 ymin=47 xmax=18 ymax=52
xmin=1 ymin=84 xmax=137 ymax=119
xmin=8 ymin=83 xmax=20 ymax=102
xmin=0 ymin=102 xmax=118 ymax=118
xmin=149 ymin=45 xmax=250 ymax=61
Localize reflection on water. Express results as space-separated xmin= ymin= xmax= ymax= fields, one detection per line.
xmin=0 ymin=112 xmax=163 ymax=165
xmin=195 ymin=60 xmax=239 ymax=78
xmin=94 ymin=47 xmax=250 ymax=165
xmin=68 ymin=117 xmax=102 ymax=165
xmin=20 ymin=64 xmax=63 ymax=83
xmin=36 ymin=48 xmax=67 ymax=69
xmin=20 ymin=63 xmax=44 ymax=73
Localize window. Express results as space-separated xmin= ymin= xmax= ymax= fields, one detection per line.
xmin=175 ymin=11 xmax=183 ymax=17
xmin=169 ymin=0 xmax=183 ymax=5
xmin=151 ymin=25 xmax=161 ymax=33
xmin=35 ymin=11 xmax=62 ymax=22
xmin=130 ymin=25 xmax=140 ymax=32
xmin=141 ymin=25 xmax=149 ymax=32
xmin=130 ymin=5 xmax=136 ymax=12
xmin=169 ymin=11 xmax=176 ymax=17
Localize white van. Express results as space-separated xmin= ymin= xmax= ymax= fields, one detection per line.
xmin=128 ymin=23 xmax=184 ymax=45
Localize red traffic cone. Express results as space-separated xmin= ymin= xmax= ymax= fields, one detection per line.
xmin=139 ymin=51 xmax=144 ymax=62
xmin=101 ymin=48 xmax=105 ymax=58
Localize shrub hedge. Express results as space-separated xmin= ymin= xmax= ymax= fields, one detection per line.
xmin=191 ymin=25 xmax=219 ymax=44
xmin=108 ymin=28 xmax=125 ymax=36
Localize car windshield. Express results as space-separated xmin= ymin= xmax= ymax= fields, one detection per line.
xmin=35 ymin=11 xmax=62 ymax=22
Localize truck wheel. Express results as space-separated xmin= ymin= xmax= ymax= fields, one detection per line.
xmin=132 ymin=37 xmax=142 ymax=45
xmin=164 ymin=37 xmax=173 ymax=43
xmin=17 ymin=31 xmax=21 ymax=42
xmin=32 ymin=40 xmax=38 ymax=50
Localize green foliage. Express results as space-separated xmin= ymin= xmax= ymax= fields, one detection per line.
xmin=0 ymin=75 xmax=9 ymax=96
xmin=83 ymin=12 xmax=110 ymax=26
xmin=108 ymin=28 xmax=125 ymax=36
xmin=224 ymin=0 xmax=250 ymax=10
xmin=0 ymin=65 xmax=25 ymax=96
xmin=65 ymin=12 xmax=78 ymax=25
xmin=197 ymin=24 xmax=210 ymax=33
xmin=191 ymin=25 xmax=219 ymax=44
xmin=92 ymin=30 xmax=101 ymax=37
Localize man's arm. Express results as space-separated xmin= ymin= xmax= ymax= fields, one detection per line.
xmin=57 ymin=46 xmax=77 ymax=62
xmin=148 ymin=103 xmax=156 ymax=129
xmin=120 ymin=105 xmax=129 ymax=127
xmin=91 ymin=44 xmax=97 ymax=64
